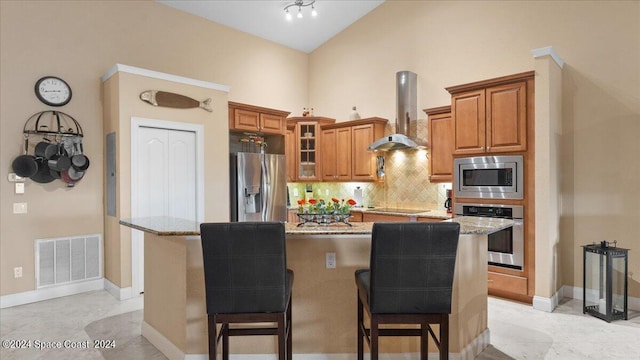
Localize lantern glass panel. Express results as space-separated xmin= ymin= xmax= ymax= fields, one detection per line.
xmin=584 ymin=250 xmax=605 ymax=315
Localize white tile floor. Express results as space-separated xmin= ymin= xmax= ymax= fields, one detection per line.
xmin=1 ymin=290 xmax=639 ymax=359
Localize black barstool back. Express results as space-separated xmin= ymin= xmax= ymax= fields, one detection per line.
xmin=200 ymin=222 xmax=293 ymax=360
xmin=355 ymin=222 xmax=460 ymax=360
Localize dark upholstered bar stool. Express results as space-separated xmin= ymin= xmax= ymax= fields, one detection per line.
xmin=355 ymin=222 xmax=460 ymax=360
xmin=200 ymin=222 xmax=293 ymax=360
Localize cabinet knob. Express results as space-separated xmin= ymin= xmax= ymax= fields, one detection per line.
xmin=487 ymin=146 xmax=491 ymax=151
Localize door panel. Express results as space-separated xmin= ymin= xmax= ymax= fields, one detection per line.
xmin=134 ymin=126 xmax=197 ymax=294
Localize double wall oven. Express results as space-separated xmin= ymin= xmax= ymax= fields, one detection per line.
xmin=454 ymin=155 xmax=525 ymax=270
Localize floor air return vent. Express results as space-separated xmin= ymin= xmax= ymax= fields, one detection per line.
xmin=36 ymin=234 xmax=102 ymax=288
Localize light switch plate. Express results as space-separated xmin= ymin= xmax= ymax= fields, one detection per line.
xmin=15 ymin=183 xmax=25 ymax=194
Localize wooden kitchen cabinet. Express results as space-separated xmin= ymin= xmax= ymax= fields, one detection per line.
xmin=228 ymin=101 xmax=290 ymax=135
xmin=446 ymin=72 xmax=532 ymax=155
xmin=362 ymin=213 xmax=411 ymax=222
xmin=319 ymin=118 xmax=387 ymax=182
xmin=287 ymin=209 xmax=299 ymax=223
xmin=285 ymin=125 xmax=296 ymax=181
xmin=321 ymin=126 xmax=352 ymax=181
xmin=349 ymin=211 xmax=363 ymax=222
xmin=351 ymin=120 xmax=386 ymax=181
xmin=424 ymin=106 xmax=453 ymax=182
xmin=287 ymin=117 xmax=335 ymax=182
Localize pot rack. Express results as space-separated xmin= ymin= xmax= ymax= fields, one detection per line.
xmin=22 ymin=110 xmax=83 ymax=139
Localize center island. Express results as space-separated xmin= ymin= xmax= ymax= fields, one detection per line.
xmin=119 ymin=217 xmax=513 ymax=360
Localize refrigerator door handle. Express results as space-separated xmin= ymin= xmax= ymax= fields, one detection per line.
xmin=261 ymin=157 xmax=269 ymax=221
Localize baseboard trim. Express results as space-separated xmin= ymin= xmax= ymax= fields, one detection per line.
xmin=533 ymin=286 xmax=640 ymax=313
xmin=533 ymin=290 xmax=560 ymax=312
xmin=0 ymin=278 xmax=105 ymax=309
xmin=104 ymin=278 xmax=134 ymax=300
xmin=142 ymin=321 xmax=187 ymax=360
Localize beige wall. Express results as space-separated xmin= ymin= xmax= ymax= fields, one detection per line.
xmin=0 ymin=1 xmax=308 ymax=296
xmin=309 ymin=1 xmax=640 ymax=298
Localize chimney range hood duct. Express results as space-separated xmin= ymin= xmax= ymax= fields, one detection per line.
xmin=368 ymin=71 xmax=427 ymax=151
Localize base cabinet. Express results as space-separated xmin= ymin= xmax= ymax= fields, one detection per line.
xmin=488 ymin=271 xmax=528 ymax=297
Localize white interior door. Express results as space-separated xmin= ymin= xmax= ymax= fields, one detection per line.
xmin=132 ymin=122 xmax=198 ymax=296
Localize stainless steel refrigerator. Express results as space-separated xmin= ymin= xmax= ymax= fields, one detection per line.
xmin=230 ymin=152 xmax=287 ymax=222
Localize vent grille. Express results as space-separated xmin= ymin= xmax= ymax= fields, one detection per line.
xmin=36 ymin=234 xmax=102 ymax=288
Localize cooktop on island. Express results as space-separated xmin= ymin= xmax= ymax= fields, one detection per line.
xmin=368 ymin=208 xmax=430 ymax=214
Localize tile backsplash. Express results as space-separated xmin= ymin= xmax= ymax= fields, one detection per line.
xmin=288 ymin=151 xmax=450 ymax=211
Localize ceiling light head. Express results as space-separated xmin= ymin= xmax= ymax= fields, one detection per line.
xmin=283 ymin=0 xmax=316 ymax=20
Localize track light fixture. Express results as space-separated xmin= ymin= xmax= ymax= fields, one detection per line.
xmin=284 ymin=0 xmax=317 ymax=21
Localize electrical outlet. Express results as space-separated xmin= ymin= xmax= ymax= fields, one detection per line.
xmin=15 ymin=183 xmax=25 ymax=194
xmin=13 ymin=202 xmax=27 ymax=214
xmin=325 ymin=189 xmax=329 ymax=195
xmin=293 ymin=188 xmax=299 ymax=196
xmin=326 ymin=252 xmax=336 ymax=269
xmin=14 ymin=267 xmax=22 ymax=278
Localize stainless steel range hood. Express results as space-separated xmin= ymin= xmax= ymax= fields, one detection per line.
xmin=368 ymin=71 xmax=427 ymax=151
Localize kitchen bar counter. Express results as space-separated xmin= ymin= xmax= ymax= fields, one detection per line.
xmin=121 ymin=215 xmax=511 ymax=237
xmin=286 ymin=216 xmax=512 ymax=235
xmin=120 ymin=216 xmax=509 ymax=359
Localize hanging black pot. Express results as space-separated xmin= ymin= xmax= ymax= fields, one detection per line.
xmin=12 ymin=138 xmax=38 ymax=178
xmin=70 ymin=141 xmax=89 ymax=171
xmin=30 ymin=158 xmax=55 ymax=183
xmin=47 ymin=144 xmax=71 ymax=172
xmin=34 ymin=141 xmax=58 ymax=159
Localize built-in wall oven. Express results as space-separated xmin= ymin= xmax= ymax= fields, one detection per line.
xmin=454 ymin=203 xmax=524 ymax=270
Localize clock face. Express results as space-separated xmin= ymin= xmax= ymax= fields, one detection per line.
xmin=35 ymin=76 xmax=72 ymax=106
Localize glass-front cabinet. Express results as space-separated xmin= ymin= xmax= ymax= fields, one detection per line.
xmin=287 ymin=117 xmax=335 ymax=182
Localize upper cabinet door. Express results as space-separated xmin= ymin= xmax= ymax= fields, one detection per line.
xmin=486 ymin=81 xmax=527 ymax=153
xmin=425 ymin=107 xmax=453 ymax=182
xmin=261 ymin=113 xmax=286 ymax=134
xmin=233 ymin=109 xmax=261 ymax=132
xmin=351 ymin=124 xmax=377 ymax=181
xmin=321 ymin=128 xmax=338 ymax=181
xmin=285 ymin=126 xmax=296 ymax=182
xmin=452 ymin=89 xmax=485 ymax=155
xmin=335 ymin=127 xmax=352 ymax=181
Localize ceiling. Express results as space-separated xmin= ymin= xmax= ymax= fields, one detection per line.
xmin=156 ymin=0 xmax=385 ymax=53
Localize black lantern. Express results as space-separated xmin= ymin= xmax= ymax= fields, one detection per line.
xmin=582 ymin=241 xmax=629 ymax=322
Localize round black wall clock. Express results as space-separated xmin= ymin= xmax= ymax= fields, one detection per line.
xmin=35 ymin=76 xmax=72 ymax=106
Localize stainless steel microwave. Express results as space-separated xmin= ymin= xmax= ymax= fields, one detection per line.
xmin=453 ymin=155 xmax=524 ymax=199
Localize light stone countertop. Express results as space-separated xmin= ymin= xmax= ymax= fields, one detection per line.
xmin=119 ymin=216 xmax=200 ymax=236
xmin=289 ymin=206 xmax=453 ymax=220
xmin=120 ymin=215 xmax=511 ymax=236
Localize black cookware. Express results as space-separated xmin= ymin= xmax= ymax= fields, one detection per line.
xmin=30 ymin=158 xmax=55 ymax=183
xmin=12 ymin=138 xmax=38 ymax=178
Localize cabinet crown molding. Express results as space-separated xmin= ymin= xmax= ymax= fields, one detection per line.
xmin=445 ymin=71 xmax=535 ymax=95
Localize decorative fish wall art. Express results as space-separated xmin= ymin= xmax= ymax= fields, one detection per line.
xmin=140 ymin=90 xmax=213 ymax=112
